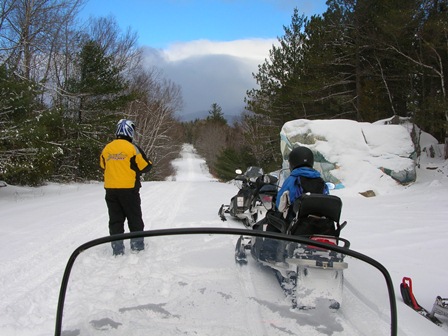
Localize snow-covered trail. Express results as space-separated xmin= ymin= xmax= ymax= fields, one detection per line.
xmin=1 ymin=142 xmax=447 ymax=335
xmin=0 ymin=183 xmax=108 ymax=335
xmin=0 ymin=144 xmax=242 ymax=335
xmin=144 ymin=144 xmax=238 ymax=230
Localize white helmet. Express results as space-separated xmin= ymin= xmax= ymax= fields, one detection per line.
xmin=115 ymin=119 xmax=135 ymax=139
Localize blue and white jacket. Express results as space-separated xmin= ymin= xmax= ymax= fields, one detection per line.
xmin=275 ymin=167 xmax=329 ymax=210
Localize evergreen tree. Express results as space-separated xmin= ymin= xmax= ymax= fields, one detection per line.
xmin=206 ymin=103 xmax=227 ymax=124
xmin=62 ymin=39 xmax=136 ymax=180
xmin=245 ymin=9 xmax=309 ymax=127
xmin=66 ymin=39 xmax=134 ymax=123
xmin=0 ymin=65 xmax=57 ymax=185
xmin=214 ymin=147 xmax=256 ymax=181
xmin=245 ymin=1 xmax=447 ymax=144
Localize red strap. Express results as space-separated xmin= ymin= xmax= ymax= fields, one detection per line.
xmin=311 ymin=237 xmax=337 ymax=245
xmin=306 ymin=237 xmax=337 ymax=251
xmin=402 ymin=277 xmax=421 ymax=310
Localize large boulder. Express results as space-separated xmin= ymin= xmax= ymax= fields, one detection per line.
xmin=280 ymin=119 xmax=417 ymax=189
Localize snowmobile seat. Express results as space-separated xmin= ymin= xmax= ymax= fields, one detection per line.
xmin=288 ymin=194 xmax=345 ymax=237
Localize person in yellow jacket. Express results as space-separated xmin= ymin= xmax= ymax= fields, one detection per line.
xmin=100 ymin=119 xmax=152 ymax=255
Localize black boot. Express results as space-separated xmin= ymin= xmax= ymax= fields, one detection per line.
xmin=112 ymin=241 xmax=125 ymax=256
xmin=131 ymin=237 xmax=145 ymax=252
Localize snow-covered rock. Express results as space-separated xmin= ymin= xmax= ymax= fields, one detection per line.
xmin=280 ymin=119 xmax=418 ymax=189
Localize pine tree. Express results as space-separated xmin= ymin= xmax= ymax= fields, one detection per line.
xmin=62 ymin=39 xmax=136 ymax=180
xmin=245 ymin=8 xmax=309 ymax=127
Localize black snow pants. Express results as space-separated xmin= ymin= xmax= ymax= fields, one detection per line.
xmin=105 ymin=188 xmax=145 ymax=254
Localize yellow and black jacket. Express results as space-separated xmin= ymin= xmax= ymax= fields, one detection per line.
xmin=100 ymin=139 xmax=152 ymax=189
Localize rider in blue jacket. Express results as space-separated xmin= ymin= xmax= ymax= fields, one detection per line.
xmin=254 ymin=146 xmax=329 ymax=261
xmin=276 ymin=146 xmax=329 ymax=222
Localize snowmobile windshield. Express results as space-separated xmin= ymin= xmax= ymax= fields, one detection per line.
xmin=244 ymin=166 xmax=264 ymax=181
xmin=55 ymin=228 xmax=397 ymax=336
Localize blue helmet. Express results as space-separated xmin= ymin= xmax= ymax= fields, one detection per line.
xmin=116 ymin=119 xmax=135 ymax=139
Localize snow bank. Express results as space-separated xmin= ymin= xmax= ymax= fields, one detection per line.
xmin=280 ymin=119 xmax=420 ymax=193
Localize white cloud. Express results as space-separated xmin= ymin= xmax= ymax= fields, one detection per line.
xmin=142 ymin=39 xmax=277 ymax=120
xmin=163 ymin=38 xmax=276 ymax=62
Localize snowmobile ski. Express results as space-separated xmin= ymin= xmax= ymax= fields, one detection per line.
xmin=218 ymin=204 xmax=228 ymax=221
xmin=400 ymin=277 xmax=443 ymax=326
xmin=234 ymin=235 xmax=251 ymax=264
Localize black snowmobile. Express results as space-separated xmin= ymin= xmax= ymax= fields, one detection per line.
xmin=235 ymin=192 xmax=348 ymax=310
xmin=218 ymin=167 xmax=278 ymax=227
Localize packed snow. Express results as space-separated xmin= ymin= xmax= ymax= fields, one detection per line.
xmin=0 ymin=123 xmax=447 ymax=335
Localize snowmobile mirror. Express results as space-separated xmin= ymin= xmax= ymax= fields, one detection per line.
xmin=235 ymin=169 xmax=242 ymax=175
xmin=263 ymin=174 xmax=278 ymax=185
xmin=55 ymin=228 xmax=397 ymax=336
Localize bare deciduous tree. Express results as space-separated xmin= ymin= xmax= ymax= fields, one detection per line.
xmin=85 ymin=15 xmax=142 ymax=76
xmin=240 ymin=113 xmax=280 ymax=167
xmin=125 ymin=67 xmax=184 ymax=180
xmin=0 ymin=0 xmax=85 ymax=81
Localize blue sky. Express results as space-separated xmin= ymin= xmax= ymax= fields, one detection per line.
xmin=79 ymin=0 xmax=328 ymax=120
xmin=80 ymin=0 xmax=327 ymax=48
